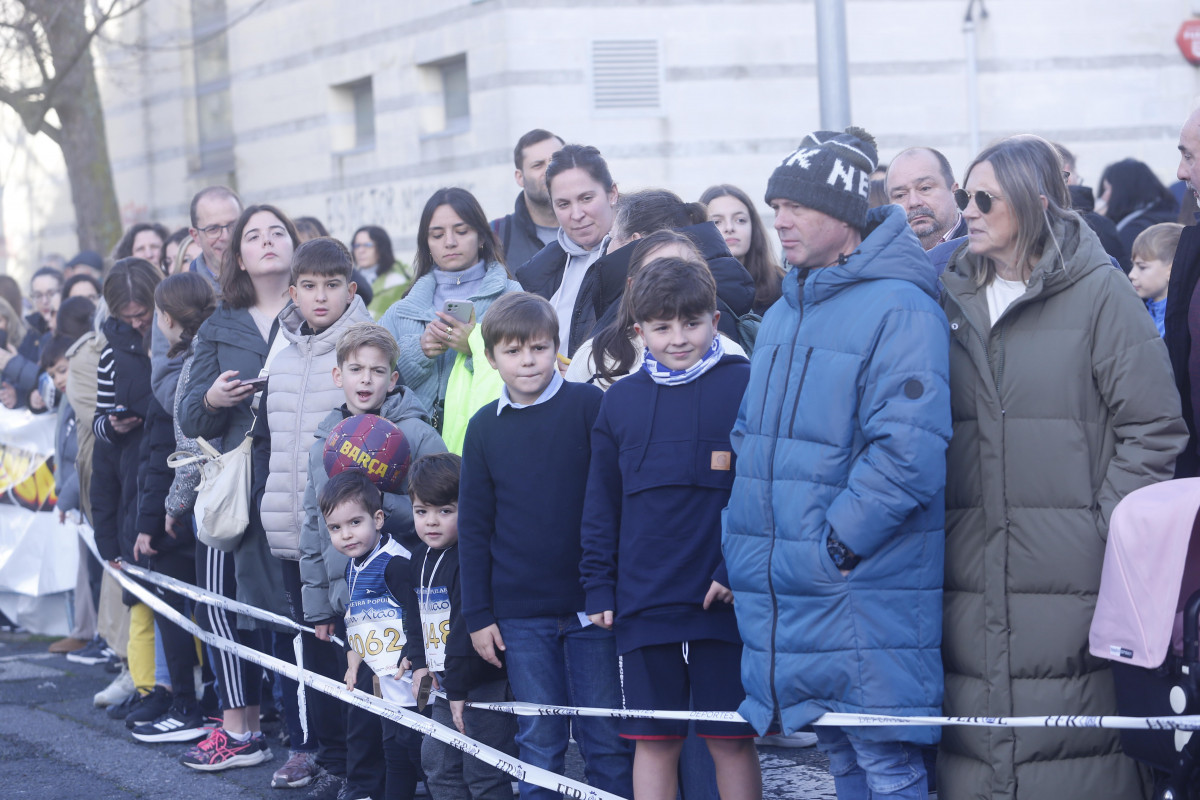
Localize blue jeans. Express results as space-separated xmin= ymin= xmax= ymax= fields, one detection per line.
xmin=497 ymin=615 xmax=633 ymax=800
xmin=815 ymin=727 xmax=928 ymax=799
xmin=153 ymin=621 xmax=170 ymax=687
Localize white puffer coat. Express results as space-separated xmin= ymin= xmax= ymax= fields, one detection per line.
xmin=260 ymin=295 xmax=372 ymax=559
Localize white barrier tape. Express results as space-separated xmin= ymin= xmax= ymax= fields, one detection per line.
xmin=76 ymin=524 xmax=442 ymax=704
xmin=814 ymin=712 xmax=1200 ymax=732
xmin=116 ymin=559 xmax=345 ymax=648
xmin=100 ymin=558 xmax=626 ymax=800
xmin=469 ymin=701 xmax=743 ymax=722
xmin=467 ymin=702 xmax=1200 ymax=733
xmin=293 ymin=632 xmax=309 ymax=745
xmin=88 ymin=529 xmax=1200 ymax=736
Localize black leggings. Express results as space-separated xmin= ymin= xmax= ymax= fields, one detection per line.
xmin=281 ymin=558 xmax=347 ymax=774
xmin=147 ymin=549 xmax=198 ymax=701
xmin=193 ymin=541 xmax=261 ymax=710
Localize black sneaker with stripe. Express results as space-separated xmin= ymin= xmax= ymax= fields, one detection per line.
xmin=123 ymin=685 xmax=172 ymax=729
xmin=131 ymin=698 xmax=207 ymax=743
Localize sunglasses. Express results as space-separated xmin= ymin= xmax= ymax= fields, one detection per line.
xmin=954 ymin=188 xmax=1003 ymax=214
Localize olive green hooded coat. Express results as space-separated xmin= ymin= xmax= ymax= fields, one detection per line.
xmin=938 ymin=216 xmax=1188 ymax=800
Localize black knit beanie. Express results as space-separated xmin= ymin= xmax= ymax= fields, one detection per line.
xmin=764 ymin=126 xmax=879 ymax=229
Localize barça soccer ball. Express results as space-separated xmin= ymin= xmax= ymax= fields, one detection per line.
xmin=323 ymin=414 xmax=412 ymax=494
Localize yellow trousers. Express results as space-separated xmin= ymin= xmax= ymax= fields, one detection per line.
xmin=127 ymin=602 xmax=156 ymax=693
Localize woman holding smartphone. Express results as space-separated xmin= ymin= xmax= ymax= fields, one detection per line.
xmin=380 ymin=187 xmax=521 ymax=429
xmin=177 ymin=204 xmax=298 ymax=771
xmin=90 ymin=258 xmax=162 ymax=727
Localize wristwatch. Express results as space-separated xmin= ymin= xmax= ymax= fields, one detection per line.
xmin=826 ymin=533 xmax=861 ymax=571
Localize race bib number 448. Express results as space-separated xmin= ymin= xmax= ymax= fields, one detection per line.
xmin=417 ymin=586 xmax=451 ymax=672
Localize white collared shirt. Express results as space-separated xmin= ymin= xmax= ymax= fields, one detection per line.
xmin=496 ymin=371 xmax=564 ymax=415
xmin=940 ymin=212 xmax=965 ymax=244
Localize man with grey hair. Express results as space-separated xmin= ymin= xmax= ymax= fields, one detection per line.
xmin=187 ymin=185 xmax=242 ymax=291
xmin=886 ymin=146 xmax=965 ymax=250
xmin=149 ymin=186 xmax=243 ymax=432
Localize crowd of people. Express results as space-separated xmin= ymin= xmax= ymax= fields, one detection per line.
xmin=1 ymin=113 xmax=1199 ymax=800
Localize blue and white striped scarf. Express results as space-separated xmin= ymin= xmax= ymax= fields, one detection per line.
xmin=641 ymin=334 xmax=724 ymax=386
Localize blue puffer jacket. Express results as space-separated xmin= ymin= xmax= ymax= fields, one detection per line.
xmin=722 ymin=205 xmax=951 ymax=743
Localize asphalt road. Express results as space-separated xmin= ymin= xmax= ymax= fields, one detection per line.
xmin=0 ymin=631 xmax=834 ymax=799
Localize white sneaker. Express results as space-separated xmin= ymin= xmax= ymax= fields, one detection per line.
xmin=757 ymin=731 xmax=819 ymax=748
xmin=93 ymin=665 xmax=135 ymax=708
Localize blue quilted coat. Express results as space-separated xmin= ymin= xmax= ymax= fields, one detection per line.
xmin=722 ymin=205 xmax=951 ymax=744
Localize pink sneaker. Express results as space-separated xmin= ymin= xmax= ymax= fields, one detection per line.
xmin=272 ymin=750 xmax=319 ymax=787
xmin=179 ymin=727 xmax=271 ymax=771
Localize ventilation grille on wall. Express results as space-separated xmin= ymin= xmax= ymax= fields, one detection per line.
xmin=592 ymin=40 xmax=660 ymax=111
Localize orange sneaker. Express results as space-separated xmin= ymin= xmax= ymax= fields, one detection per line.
xmin=48 ymin=636 xmax=88 ymax=654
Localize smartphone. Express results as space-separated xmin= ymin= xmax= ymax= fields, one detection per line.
xmin=443 ymin=300 xmax=475 ymax=324
xmin=416 ymin=672 xmax=433 ymax=711
xmin=109 ymin=406 xmax=142 ymax=421
xmin=0 ymin=328 xmax=7 ymax=350
xmin=240 ymin=375 xmax=269 ymax=391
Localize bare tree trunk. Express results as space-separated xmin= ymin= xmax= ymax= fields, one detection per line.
xmin=38 ymin=0 xmax=122 ymax=256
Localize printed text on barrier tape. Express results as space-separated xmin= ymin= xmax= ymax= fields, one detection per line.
xmin=87 ymin=534 xmax=441 ymax=702
xmin=91 ymin=531 xmax=1200 ymax=734
xmin=117 ymin=559 xmax=345 ymax=648
xmin=97 ymin=532 xmax=458 ymax=701
xmin=468 ymin=702 xmax=1200 ymax=731
xmin=98 ymin=554 xmax=623 ymax=800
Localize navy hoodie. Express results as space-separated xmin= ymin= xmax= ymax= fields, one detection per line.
xmin=580 ymin=354 xmax=749 ymax=654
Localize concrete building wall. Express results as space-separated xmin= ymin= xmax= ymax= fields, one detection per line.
xmin=3 ymin=0 xmax=1200 ymax=280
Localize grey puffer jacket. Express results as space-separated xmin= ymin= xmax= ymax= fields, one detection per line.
xmin=298 ymin=388 xmax=446 ymax=623
xmin=938 ymin=215 xmax=1187 ymax=800
xmin=260 ymin=296 xmax=372 ymax=559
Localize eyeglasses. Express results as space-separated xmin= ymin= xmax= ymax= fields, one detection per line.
xmin=30 ymin=290 xmax=60 ymax=303
xmin=352 ymin=242 xmax=376 ymax=250
xmin=954 ymin=188 xmax=1004 ymax=214
xmin=199 ymin=222 xmax=236 ymax=239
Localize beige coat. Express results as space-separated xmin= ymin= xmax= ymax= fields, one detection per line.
xmin=66 ymin=330 xmax=105 ymax=524
xmin=938 ymin=217 xmax=1187 ymax=800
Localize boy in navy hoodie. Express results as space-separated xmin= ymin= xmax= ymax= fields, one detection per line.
xmin=401 ymin=452 xmax=516 ymax=799
xmin=458 ymin=292 xmax=632 ymax=800
xmin=580 ymin=257 xmax=761 ymax=800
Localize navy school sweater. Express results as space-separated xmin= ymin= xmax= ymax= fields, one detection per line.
xmin=580 ymin=355 xmax=750 ymax=654
xmin=458 ymin=380 xmax=604 ymax=631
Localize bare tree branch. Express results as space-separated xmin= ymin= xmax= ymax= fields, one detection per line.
xmin=93 ymin=0 xmax=151 ymax=25
xmin=0 ymin=0 xmax=124 ymax=253
xmin=0 ymin=0 xmax=154 ymax=147
xmin=0 ymin=82 xmax=45 ymax=135
xmin=38 ymin=118 xmax=60 ymax=144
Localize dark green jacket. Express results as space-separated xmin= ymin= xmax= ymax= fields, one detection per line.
xmin=938 ymin=216 xmax=1187 ymax=800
